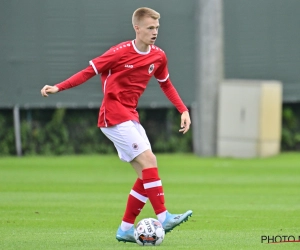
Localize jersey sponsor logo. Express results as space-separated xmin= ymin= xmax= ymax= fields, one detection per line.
xmin=125 ymin=64 xmax=134 ymax=68
xmin=148 ymin=64 xmax=154 ymax=74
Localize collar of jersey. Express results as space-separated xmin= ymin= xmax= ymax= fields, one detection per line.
xmin=132 ymin=40 xmax=151 ymax=55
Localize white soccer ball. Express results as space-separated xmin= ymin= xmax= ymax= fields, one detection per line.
xmin=134 ymin=218 xmax=165 ymax=246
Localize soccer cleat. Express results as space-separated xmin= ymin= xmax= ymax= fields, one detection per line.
xmin=162 ymin=210 xmax=193 ymax=233
xmin=116 ymin=226 xmax=136 ymax=243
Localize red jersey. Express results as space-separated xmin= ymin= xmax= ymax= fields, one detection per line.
xmin=55 ymin=39 xmax=188 ymax=127
xmin=90 ymin=40 xmax=172 ymax=127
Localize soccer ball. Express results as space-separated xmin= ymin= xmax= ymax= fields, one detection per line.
xmin=134 ymin=218 xmax=165 ymax=246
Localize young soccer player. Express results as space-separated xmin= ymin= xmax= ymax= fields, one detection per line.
xmin=41 ymin=7 xmax=192 ymax=243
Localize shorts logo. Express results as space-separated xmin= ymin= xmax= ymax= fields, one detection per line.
xmin=132 ymin=143 xmax=139 ymax=150
xmin=148 ymin=64 xmax=154 ymax=74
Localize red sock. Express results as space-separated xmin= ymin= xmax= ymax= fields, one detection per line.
xmin=122 ymin=178 xmax=148 ymax=224
xmin=142 ymin=167 xmax=166 ymax=215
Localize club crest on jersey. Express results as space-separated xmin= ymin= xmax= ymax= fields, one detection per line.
xmin=132 ymin=143 xmax=139 ymax=150
xmin=148 ymin=64 xmax=154 ymax=74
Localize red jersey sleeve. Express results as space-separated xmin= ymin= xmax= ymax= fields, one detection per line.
xmin=55 ymin=65 xmax=96 ymax=91
xmin=154 ymin=52 xmax=170 ymax=82
xmin=89 ymin=47 xmax=120 ymax=75
xmin=159 ymin=78 xmax=188 ymax=113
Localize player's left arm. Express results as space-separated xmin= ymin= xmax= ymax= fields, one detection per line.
xmin=155 ymin=53 xmax=191 ymax=134
xmin=158 ymin=78 xmax=191 ymax=134
xmin=179 ymin=111 xmax=191 ymax=134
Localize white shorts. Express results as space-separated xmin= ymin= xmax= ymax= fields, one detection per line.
xmin=100 ymin=120 xmax=151 ymax=162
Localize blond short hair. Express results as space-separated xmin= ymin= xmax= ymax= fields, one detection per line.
xmin=132 ymin=7 xmax=160 ymax=26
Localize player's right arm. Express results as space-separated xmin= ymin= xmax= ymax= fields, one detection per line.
xmin=41 ymin=45 xmax=120 ymax=97
xmin=41 ymin=85 xmax=59 ymax=97
xmin=41 ymin=65 xmax=96 ymax=97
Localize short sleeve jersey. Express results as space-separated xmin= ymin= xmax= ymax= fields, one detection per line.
xmin=89 ymin=40 xmax=169 ymax=127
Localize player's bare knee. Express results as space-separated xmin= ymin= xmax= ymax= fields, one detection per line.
xmin=148 ymin=152 xmax=157 ymax=166
xmin=143 ymin=150 xmax=156 ymax=165
xmin=134 ymin=150 xmax=157 ymax=167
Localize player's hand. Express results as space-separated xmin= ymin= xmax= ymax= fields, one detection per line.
xmin=179 ymin=111 xmax=191 ymax=134
xmin=41 ymin=85 xmax=59 ymax=97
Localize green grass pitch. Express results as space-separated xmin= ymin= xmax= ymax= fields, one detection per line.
xmin=1 ymin=153 xmax=300 ymax=249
